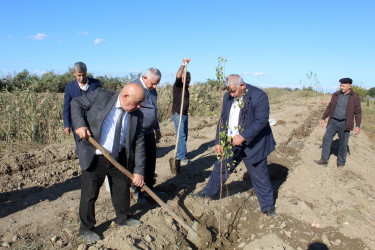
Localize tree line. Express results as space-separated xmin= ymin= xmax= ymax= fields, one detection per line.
xmin=0 ymin=69 xmax=142 ymax=92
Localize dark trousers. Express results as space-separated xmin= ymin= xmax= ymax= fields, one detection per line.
xmin=79 ymin=155 xmax=129 ymax=232
xmin=321 ymin=119 xmax=350 ymax=165
xmin=202 ymin=147 xmax=274 ymax=213
xmin=144 ymin=133 xmax=156 ymax=189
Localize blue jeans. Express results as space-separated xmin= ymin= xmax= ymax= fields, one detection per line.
xmin=172 ymin=114 xmax=188 ymax=160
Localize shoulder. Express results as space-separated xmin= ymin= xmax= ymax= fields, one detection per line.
xmin=65 ymin=80 xmax=77 ymax=90
xmin=89 ymin=78 xmax=101 ymax=85
xmin=131 ymin=78 xmax=141 ymax=85
xmin=245 ymin=83 xmax=267 ymax=99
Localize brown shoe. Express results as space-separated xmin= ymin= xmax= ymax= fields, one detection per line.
xmin=337 ymin=164 xmax=345 ymax=168
xmin=314 ymin=159 xmax=327 ymax=166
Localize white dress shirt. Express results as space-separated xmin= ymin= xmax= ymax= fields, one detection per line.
xmin=95 ymin=97 xmax=128 ymax=155
xmin=78 ymin=79 xmax=90 ymax=91
xmin=227 ymin=97 xmax=243 ymax=138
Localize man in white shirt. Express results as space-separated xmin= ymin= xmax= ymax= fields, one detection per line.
xmin=71 ymin=83 xmax=146 ymax=243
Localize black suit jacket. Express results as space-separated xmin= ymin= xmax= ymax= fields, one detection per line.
xmin=71 ymin=88 xmax=145 ymax=174
xmin=216 ymin=84 xmax=276 ymax=164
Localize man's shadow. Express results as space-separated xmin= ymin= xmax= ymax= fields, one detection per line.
xmin=0 ymin=176 xmax=80 ymax=218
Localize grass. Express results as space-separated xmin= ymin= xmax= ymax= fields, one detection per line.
xmin=361 ymin=101 xmax=375 ymax=145
xmin=0 ymin=85 xmax=319 ymax=145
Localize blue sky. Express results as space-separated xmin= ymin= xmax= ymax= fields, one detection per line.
xmin=1 ymin=0 xmax=374 ymax=92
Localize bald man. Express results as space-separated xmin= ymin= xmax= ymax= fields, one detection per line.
xmin=71 ymin=84 xmax=146 ymax=243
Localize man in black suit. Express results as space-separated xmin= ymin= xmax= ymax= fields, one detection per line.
xmin=71 ymin=83 xmax=146 ymax=243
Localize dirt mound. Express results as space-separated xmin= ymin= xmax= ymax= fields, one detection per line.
xmin=1 ymin=97 xmax=374 ymax=249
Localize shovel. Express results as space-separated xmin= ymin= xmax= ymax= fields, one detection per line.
xmin=87 ymin=136 xmax=202 ymax=245
xmin=169 ymin=62 xmax=188 ymax=174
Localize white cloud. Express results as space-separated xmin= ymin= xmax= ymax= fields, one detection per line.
xmin=7 ymin=34 xmax=13 ymax=39
xmin=253 ymin=72 xmax=265 ymax=76
xmin=242 ymin=72 xmax=249 ymax=76
xmin=78 ymin=31 xmax=89 ymax=36
xmin=94 ymin=38 xmax=105 ymax=45
xmin=34 ymin=70 xmax=47 ymax=75
xmin=30 ymin=33 xmax=48 ymax=40
xmin=56 ymin=39 xmax=63 ymax=42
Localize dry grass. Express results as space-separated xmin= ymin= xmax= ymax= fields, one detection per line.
xmin=0 ymin=85 xmax=317 ymax=145
xmin=0 ymin=90 xmax=64 ymax=145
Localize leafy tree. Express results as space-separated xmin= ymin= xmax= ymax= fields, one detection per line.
xmin=351 ymin=84 xmax=368 ymax=98
xmin=368 ymin=87 xmax=375 ymax=97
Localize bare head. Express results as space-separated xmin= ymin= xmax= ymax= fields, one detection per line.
xmin=142 ymin=68 xmax=162 ymax=90
xmin=225 ymin=74 xmax=245 ymax=98
xmin=73 ymin=62 xmax=88 ymax=85
xmin=119 ymin=83 xmax=145 ymax=112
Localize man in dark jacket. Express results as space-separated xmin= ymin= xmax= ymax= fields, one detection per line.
xmin=63 ymin=62 xmax=101 ymax=145
xmin=71 ymin=84 xmax=146 ymax=243
xmin=314 ymin=78 xmax=362 ymax=168
xmin=191 ymin=74 xmax=277 ymax=217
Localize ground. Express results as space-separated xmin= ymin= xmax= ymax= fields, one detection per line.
xmin=1 ymin=96 xmax=374 ymax=250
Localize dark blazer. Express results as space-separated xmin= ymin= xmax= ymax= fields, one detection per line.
xmin=321 ymin=90 xmax=362 ymax=131
xmin=70 ymin=88 xmax=145 ymax=175
xmin=63 ymin=78 xmax=101 ymax=130
xmin=215 ymin=84 xmax=276 ymax=164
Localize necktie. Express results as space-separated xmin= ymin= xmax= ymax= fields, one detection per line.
xmin=112 ymin=108 xmax=125 ymax=160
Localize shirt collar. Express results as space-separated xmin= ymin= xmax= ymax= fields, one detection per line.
xmin=78 ymin=79 xmax=90 ymax=91
xmin=139 ymin=77 xmax=148 ymax=90
xmin=116 ymin=96 xmax=121 ymax=109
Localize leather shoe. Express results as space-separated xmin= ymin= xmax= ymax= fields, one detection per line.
xmin=80 ymin=230 xmax=101 ymax=243
xmin=190 ymin=191 xmax=209 ymax=199
xmin=116 ymin=218 xmax=142 ymax=227
xmin=337 ymin=164 xmax=345 ymax=168
xmin=264 ymin=209 xmax=277 ymax=217
xmin=314 ymin=159 xmax=327 ymax=166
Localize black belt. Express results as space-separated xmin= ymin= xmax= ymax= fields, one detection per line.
xmin=333 ymin=117 xmax=346 ymax=122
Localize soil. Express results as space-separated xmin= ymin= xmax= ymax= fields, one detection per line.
xmin=1 ymin=96 xmax=374 ymax=250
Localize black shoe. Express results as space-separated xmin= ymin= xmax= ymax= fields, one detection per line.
xmin=116 ymin=218 xmax=142 ymax=227
xmin=337 ymin=164 xmax=345 ymax=168
xmin=264 ymin=209 xmax=277 ymax=217
xmin=190 ymin=191 xmax=208 ymax=199
xmin=314 ymin=159 xmax=327 ymax=167
xmin=80 ymin=230 xmax=101 ymax=243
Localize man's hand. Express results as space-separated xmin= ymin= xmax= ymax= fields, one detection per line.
xmin=64 ymin=127 xmax=71 ymax=135
xmin=319 ymin=119 xmax=325 ymax=127
xmin=215 ymin=144 xmax=223 ymax=155
xmin=155 ymin=130 xmax=161 ymax=143
xmin=75 ymin=127 xmax=91 ymax=139
xmin=183 ymin=58 xmax=191 ymax=64
xmin=354 ymin=127 xmax=360 ymax=135
xmin=133 ymin=174 xmax=144 ymax=187
xmin=231 ymin=134 xmax=245 ymax=146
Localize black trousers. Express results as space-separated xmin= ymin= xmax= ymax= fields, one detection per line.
xmin=144 ymin=133 xmax=156 ymax=189
xmin=79 ymin=154 xmax=129 ymax=232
